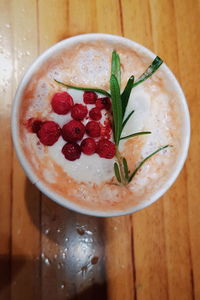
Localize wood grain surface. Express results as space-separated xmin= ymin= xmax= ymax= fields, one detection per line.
xmin=0 ymin=0 xmax=199 ymax=299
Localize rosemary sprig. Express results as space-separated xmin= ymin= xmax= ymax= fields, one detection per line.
xmin=110 ymin=74 xmax=123 ymax=145
xmin=54 ymin=79 xmax=111 ymax=97
xmin=122 ymin=157 xmax=129 ymax=181
xmin=122 ymin=110 xmax=135 ymax=129
xmin=133 ymin=56 xmax=163 ymax=88
xmin=128 ymin=145 xmax=169 ymax=182
xmin=120 ymin=131 xmax=151 ymax=140
xmin=114 ymin=162 xmax=121 ymax=183
xmin=121 ymin=75 xmax=134 ymax=115
xmin=111 ymin=50 xmax=121 ymax=86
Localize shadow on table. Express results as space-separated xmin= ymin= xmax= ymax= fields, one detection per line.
xmin=0 ymin=253 xmax=27 ymax=297
xmin=68 ymin=282 xmax=107 ymax=300
xmin=25 ymin=178 xmax=108 ymax=300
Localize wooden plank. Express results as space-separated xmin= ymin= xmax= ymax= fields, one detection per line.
xmin=67 ymin=0 xmax=96 ymax=36
xmin=11 ymin=1 xmax=41 ymax=300
xmin=174 ymin=0 xmax=200 ymax=299
xmin=38 ymin=0 xmax=68 ymax=50
xmin=148 ymin=2 xmax=194 ymax=299
xmin=0 ymin=1 xmax=13 ymax=299
xmin=95 ymin=0 xmax=122 ymax=35
xmin=94 ymin=1 xmax=135 ymax=299
xmin=121 ymin=1 xmax=169 ymax=299
xmin=104 ymin=216 xmax=135 ymax=300
xmin=121 ymin=0 xmax=153 ymax=50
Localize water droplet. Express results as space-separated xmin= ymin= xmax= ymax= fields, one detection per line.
xmin=85 ymin=230 xmax=93 ymax=235
xmin=57 ymin=228 xmax=61 ymax=233
xmin=57 ymin=262 xmax=63 ymax=269
xmin=65 ymin=237 xmax=69 ymax=242
xmin=91 ymin=256 xmax=99 ymax=265
xmin=81 ymin=265 xmax=88 ymax=276
xmin=44 ymin=228 xmax=50 ymax=235
xmin=44 ymin=258 xmax=50 ymax=265
xmin=77 ymin=227 xmax=85 ymax=235
xmin=61 ymin=283 xmax=65 ymax=289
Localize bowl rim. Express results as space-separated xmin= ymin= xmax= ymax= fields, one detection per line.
xmin=11 ymin=33 xmax=190 ymax=217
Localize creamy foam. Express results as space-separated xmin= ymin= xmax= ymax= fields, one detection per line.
xmin=18 ymin=39 xmax=184 ymax=213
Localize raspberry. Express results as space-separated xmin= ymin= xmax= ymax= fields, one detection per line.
xmin=96 ymin=97 xmax=111 ymax=111
xmin=62 ymin=120 xmax=85 ymax=142
xmin=81 ymin=138 xmax=96 ymax=155
xmin=37 ymin=121 xmax=61 ymax=146
xmin=96 ymin=139 xmax=116 ymax=159
xmin=62 ymin=142 xmax=81 ymax=161
xmin=51 ymin=92 xmax=74 ymax=114
xmin=83 ymin=91 xmax=97 ymax=104
xmin=85 ymin=121 xmax=101 ymax=138
xmin=71 ymin=104 xmax=88 ymax=120
xmin=89 ymin=107 xmax=102 ymax=121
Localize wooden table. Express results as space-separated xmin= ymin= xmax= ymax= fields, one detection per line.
xmin=0 ymin=1 xmax=199 ymax=299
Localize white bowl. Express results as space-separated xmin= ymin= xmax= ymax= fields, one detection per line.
xmin=11 ymin=33 xmax=190 ymax=217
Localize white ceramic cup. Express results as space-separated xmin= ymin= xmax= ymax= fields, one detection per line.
xmin=11 ymin=33 xmax=190 ymax=217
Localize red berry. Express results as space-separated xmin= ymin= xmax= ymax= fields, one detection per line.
xmin=89 ymin=107 xmax=102 ymax=121
xmin=71 ymin=104 xmax=88 ymax=120
xmin=96 ymin=139 xmax=116 ymax=159
xmin=62 ymin=120 xmax=85 ymax=142
xmin=51 ymin=92 xmax=74 ymax=114
xmin=62 ymin=142 xmax=81 ymax=161
xmin=83 ymin=91 xmax=97 ymax=104
xmin=81 ymin=138 xmax=96 ymax=155
xmin=38 ymin=121 xmax=61 ymax=146
xmin=96 ymin=97 xmax=111 ymax=111
xmin=86 ymin=121 xmax=101 ymax=138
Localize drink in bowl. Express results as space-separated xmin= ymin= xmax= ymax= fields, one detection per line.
xmin=12 ymin=33 xmax=190 ymax=217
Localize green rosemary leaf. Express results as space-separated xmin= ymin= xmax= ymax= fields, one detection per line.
xmin=111 ymin=50 xmax=121 ymax=86
xmin=122 ymin=157 xmax=129 ymax=181
xmin=133 ymin=56 xmax=163 ymax=88
xmin=110 ymin=74 xmax=123 ymax=145
xmin=122 ymin=110 xmax=135 ymax=129
xmin=54 ymin=79 xmax=111 ymax=97
xmin=121 ymin=75 xmax=134 ymax=115
xmin=120 ymin=131 xmax=151 ymax=140
xmin=128 ymin=145 xmax=169 ymax=182
xmin=114 ymin=162 xmax=121 ymax=183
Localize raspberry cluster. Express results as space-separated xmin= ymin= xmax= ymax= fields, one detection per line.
xmin=27 ymin=91 xmax=115 ymax=161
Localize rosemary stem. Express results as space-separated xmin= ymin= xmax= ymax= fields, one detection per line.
xmin=115 ymin=149 xmax=127 ymax=185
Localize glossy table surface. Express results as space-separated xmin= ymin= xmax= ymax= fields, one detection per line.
xmin=0 ymin=0 xmax=199 ymax=299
